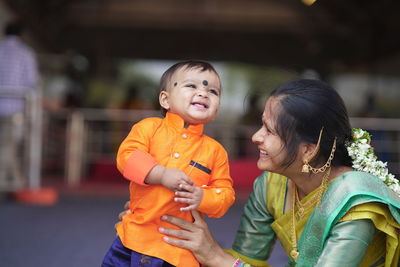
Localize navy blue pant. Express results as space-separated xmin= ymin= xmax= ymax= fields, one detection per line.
xmin=101 ymin=237 xmax=175 ymax=267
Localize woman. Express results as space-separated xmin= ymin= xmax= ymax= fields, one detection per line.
xmin=124 ymin=79 xmax=400 ymax=266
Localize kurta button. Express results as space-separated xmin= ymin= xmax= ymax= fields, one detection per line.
xmin=182 ymin=133 xmax=188 ymax=139
xmin=215 ymin=189 xmax=221 ymax=194
xmin=174 ymin=153 xmax=180 ymax=159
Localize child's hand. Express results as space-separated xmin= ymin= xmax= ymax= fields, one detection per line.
xmin=146 ymin=165 xmax=193 ymax=191
xmin=174 ymin=184 xmax=204 ymax=211
xmin=161 ymin=168 xmax=194 ymax=192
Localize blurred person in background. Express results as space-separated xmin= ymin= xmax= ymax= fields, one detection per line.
xmin=0 ymin=20 xmax=39 ymax=188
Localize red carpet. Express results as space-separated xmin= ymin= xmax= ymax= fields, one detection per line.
xmin=229 ymin=159 xmax=262 ymax=189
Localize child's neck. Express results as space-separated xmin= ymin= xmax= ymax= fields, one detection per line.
xmin=184 ymin=122 xmax=203 ymax=128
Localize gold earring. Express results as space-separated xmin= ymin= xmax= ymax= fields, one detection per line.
xmin=301 ymin=127 xmax=324 ymax=173
xmin=302 ymin=160 xmax=310 ymax=173
xmin=303 ymin=137 xmax=337 ymax=174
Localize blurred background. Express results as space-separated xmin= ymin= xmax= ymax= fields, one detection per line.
xmin=0 ymin=0 xmax=399 ymax=266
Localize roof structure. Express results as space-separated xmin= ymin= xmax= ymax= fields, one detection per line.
xmin=4 ymin=0 xmax=400 ymax=72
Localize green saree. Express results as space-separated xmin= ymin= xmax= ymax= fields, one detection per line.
xmin=228 ymin=171 xmax=400 ymax=267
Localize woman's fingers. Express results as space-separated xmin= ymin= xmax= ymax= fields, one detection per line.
xmin=123 ymin=200 xmax=130 ymax=210
xmin=159 ymin=226 xmax=192 ymax=240
xmin=180 ymin=205 xmax=196 ymax=211
xmin=162 ymin=236 xmax=191 ymax=250
xmin=118 ymin=209 xmax=131 ymax=220
xmin=160 ymin=212 xmax=219 ymax=266
xmin=161 ymin=215 xmax=194 ymax=231
xmin=114 ymin=222 xmax=120 ymax=231
xmin=191 ymin=210 xmax=203 ymax=223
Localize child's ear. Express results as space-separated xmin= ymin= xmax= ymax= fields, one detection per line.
xmin=159 ymin=91 xmax=170 ymax=110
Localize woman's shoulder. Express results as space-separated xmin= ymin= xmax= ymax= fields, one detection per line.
xmin=331 ymin=170 xmax=387 ymax=188
xmin=251 ymin=172 xmax=288 ymax=216
xmin=252 ymin=171 xmax=287 ymax=189
xmin=250 ymin=172 xmax=288 ymax=195
xmin=328 ymin=170 xmax=400 ymax=206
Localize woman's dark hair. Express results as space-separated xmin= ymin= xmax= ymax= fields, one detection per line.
xmin=270 ymin=79 xmax=353 ymax=168
xmin=159 ymin=60 xmax=220 ymax=116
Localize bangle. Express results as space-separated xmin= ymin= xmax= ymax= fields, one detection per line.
xmin=232 ymin=258 xmax=242 ymax=267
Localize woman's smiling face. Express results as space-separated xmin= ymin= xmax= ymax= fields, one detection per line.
xmin=252 ymin=97 xmax=289 ymax=173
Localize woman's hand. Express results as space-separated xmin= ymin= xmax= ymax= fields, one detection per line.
xmin=114 ymin=200 xmax=131 ymax=230
xmin=159 ymin=210 xmax=236 ymax=267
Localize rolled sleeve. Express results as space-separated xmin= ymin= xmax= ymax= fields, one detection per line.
xmin=123 ymin=150 xmax=157 ymax=185
xmin=197 ymin=148 xmax=235 ymax=218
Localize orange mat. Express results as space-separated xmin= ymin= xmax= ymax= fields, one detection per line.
xmin=14 ymin=187 xmax=59 ymax=206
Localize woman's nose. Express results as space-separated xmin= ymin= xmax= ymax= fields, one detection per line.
xmin=252 ymin=128 xmax=263 ymax=144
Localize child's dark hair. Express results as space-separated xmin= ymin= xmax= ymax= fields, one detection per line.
xmin=159 ymin=60 xmax=220 ymax=116
xmin=270 ymin=79 xmax=353 ymax=168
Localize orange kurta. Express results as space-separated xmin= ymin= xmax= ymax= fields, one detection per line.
xmin=116 ymin=112 xmax=235 ymax=267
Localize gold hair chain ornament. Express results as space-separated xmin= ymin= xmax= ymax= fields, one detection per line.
xmin=302 ymin=128 xmax=337 ymax=174
xmin=290 ymin=167 xmax=331 ymax=262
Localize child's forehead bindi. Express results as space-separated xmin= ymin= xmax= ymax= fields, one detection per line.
xmin=172 ymin=69 xmax=220 ymax=86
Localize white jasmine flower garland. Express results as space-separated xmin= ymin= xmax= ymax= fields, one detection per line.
xmin=347 ymin=128 xmax=400 ymax=196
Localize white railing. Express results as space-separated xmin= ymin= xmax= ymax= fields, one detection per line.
xmin=63 ymin=109 xmax=160 ymax=185
xmin=0 ymin=88 xmax=42 ymax=191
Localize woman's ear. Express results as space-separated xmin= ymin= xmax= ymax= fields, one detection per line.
xmin=159 ymin=91 xmax=170 ymax=110
xmin=300 ymin=142 xmax=318 ymax=162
